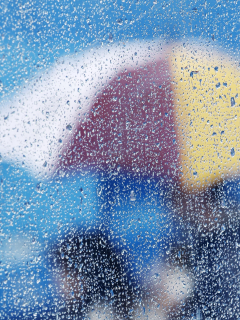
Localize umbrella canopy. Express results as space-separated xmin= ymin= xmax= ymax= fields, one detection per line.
xmin=1 ymin=40 xmax=239 ymax=190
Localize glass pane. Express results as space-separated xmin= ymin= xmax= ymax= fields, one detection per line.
xmin=1 ymin=1 xmax=239 ymax=319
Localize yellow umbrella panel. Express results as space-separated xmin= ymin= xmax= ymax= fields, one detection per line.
xmin=171 ymin=43 xmax=240 ymax=191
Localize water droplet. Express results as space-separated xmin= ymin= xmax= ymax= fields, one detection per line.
xmin=216 ymin=82 xmax=220 ymax=88
xmin=43 ymin=161 xmax=47 ymax=167
xmin=190 ymin=71 xmax=199 ymax=78
xmin=110 ymin=289 xmax=114 ymax=298
xmin=231 ymin=148 xmax=235 ymax=157
xmin=130 ymin=191 xmax=136 ymax=201
xmin=116 ymin=18 xmax=123 ymax=25
xmin=36 ymin=182 xmax=42 ymax=192
xmin=66 ymin=124 xmax=72 ymax=131
xmin=231 ymin=97 xmax=235 ymax=106
xmin=109 ymin=33 xmax=113 ymax=42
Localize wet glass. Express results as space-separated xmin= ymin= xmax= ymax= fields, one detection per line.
xmin=1 ymin=1 xmax=240 ymax=319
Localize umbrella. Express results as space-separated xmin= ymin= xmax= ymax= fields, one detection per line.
xmin=1 ymin=40 xmax=239 ymax=190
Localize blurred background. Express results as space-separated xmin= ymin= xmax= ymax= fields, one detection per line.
xmin=0 ymin=1 xmax=240 ymax=319
xmin=0 ymin=0 xmax=239 ymax=97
